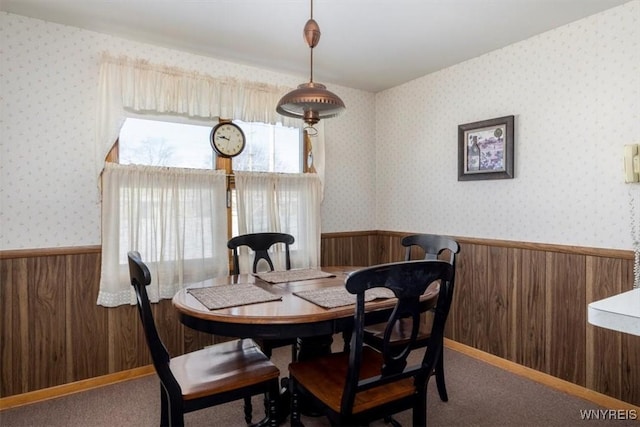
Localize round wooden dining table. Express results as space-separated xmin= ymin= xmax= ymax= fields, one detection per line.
xmin=173 ymin=265 xmax=440 ymax=423
xmin=172 ymin=266 xmax=439 ymax=344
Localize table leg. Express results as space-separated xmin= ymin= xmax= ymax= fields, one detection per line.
xmin=296 ymin=334 xmax=333 ymax=361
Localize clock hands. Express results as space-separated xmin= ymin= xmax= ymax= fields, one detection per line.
xmin=217 ymin=134 xmax=234 ymax=154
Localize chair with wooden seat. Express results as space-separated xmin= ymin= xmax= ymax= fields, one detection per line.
xmin=363 ymin=233 xmax=460 ymax=403
xmin=127 ymin=251 xmax=280 ymax=427
xmin=227 ymin=232 xmax=297 ymax=359
xmin=288 ymin=260 xmax=456 ymax=427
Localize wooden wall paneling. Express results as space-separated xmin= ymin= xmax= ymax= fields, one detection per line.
xmin=376 ymin=233 xmax=403 ymax=264
xmin=107 ymin=305 xmax=148 ymax=373
xmin=507 ymin=248 xmax=520 ymax=363
xmin=150 ymin=300 xmax=182 ymax=357
xmin=620 ymin=260 xmax=640 ymax=406
xmin=375 ymin=234 xmax=392 ymax=264
xmin=28 ymin=256 xmax=67 ymax=392
xmin=0 ymin=259 xmax=12 ymax=396
xmin=621 ymin=333 xmax=640 ymax=406
xmin=17 ymin=258 xmax=29 ymax=395
xmin=585 ymin=256 xmax=623 ymax=399
xmin=185 ymin=328 xmax=215 ymax=353
xmin=470 ymin=244 xmax=490 ymax=352
xmin=516 ymin=249 xmax=547 ymax=372
xmin=65 ymin=252 xmax=108 ymax=383
xmin=0 ymin=258 xmax=28 ymax=396
xmin=321 ymin=237 xmax=337 ymax=266
xmin=545 ymin=252 xmax=586 ymax=386
xmin=350 ymin=235 xmax=374 ymax=267
xmin=385 ymin=234 xmax=405 ymax=263
xmin=486 ymin=246 xmax=510 ymax=358
xmin=1 ymin=238 xmax=637 ymax=406
xmin=334 ymin=236 xmax=353 ymax=266
xmin=448 ymin=242 xmax=474 ymax=346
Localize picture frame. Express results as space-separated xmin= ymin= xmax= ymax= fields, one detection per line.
xmin=458 ymin=115 xmax=514 ymax=181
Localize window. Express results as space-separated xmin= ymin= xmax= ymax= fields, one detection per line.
xmin=115 ymin=117 xmax=309 ymax=271
xmin=118 ymin=116 xmax=304 ymax=237
xmin=119 ymin=118 xmax=302 ymax=173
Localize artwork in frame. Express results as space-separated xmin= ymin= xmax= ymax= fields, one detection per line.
xmin=458 ymin=115 xmax=514 ymax=181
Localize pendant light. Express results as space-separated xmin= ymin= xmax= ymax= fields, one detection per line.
xmin=276 ymin=0 xmax=345 ymax=130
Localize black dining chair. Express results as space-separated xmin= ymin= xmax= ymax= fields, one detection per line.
xmin=227 ymin=232 xmax=294 ymax=276
xmin=127 ymin=251 xmax=280 ymax=427
xmin=227 ymin=232 xmax=297 ymax=358
xmin=363 ymin=233 xmax=460 ymax=403
xmin=288 ymin=260 xmax=456 ymax=427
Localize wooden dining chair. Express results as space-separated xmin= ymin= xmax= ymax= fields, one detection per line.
xmin=127 ymin=251 xmax=280 ymax=427
xmin=227 ymin=232 xmax=294 ymax=276
xmin=227 ymin=232 xmax=297 ymax=358
xmin=288 ymin=260 xmax=456 ymax=427
xmin=363 ymin=233 xmax=460 ymax=403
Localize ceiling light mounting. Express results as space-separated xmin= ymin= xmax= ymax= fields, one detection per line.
xmin=276 ymin=0 xmax=345 ymax=131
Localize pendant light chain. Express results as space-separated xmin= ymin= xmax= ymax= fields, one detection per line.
xmin=275 ymin=0 xmax=345 ymax=127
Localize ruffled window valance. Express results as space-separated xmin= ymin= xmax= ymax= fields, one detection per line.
xmin=95 ymin=53 xmax=301 ymax=177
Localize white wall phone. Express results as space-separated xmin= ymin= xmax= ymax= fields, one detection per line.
xmin=624 ymin=144 xmax=640 ymax=183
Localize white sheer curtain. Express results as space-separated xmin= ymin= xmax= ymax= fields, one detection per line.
xmin=235 ymin=172 xmax=322 ymax=273
xmin=98 ymin=163 xmax=228 ymax=307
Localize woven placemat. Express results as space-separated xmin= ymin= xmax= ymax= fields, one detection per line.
xmin=187 ymin=284 xmax=282 ymax=310
xmin=294 ymin=286 xmax=395 ymax=309
xmin=255 ymin=268 xmax=336 ymax=284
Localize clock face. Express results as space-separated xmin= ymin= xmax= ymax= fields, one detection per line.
xmin=210 ymin=122 xmax=246 ymax=158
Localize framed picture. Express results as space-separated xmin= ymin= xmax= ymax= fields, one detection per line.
xmin=458 ymin=115 xmax=514 ymax=181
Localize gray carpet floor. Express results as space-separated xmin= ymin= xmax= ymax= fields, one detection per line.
xmin=2 ymin=340 xmax=636 ymax=427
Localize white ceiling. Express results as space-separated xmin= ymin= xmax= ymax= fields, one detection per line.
xmin=1 ymin=0 xmax=629 ymax=92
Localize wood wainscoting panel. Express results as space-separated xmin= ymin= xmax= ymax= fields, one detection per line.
xmin=586 ymin=256 xmax=623 ymax=400
xmin=449 ymin=239 xmax=473 ymax=345
xmin=486 ymin=245 xmax=511 ymax=358
xmin=376 ymin=232 xmax=404 ymax=264
xmin=29 ymin=255 xmax=67 ymax=393
xmin=621 ymin=260 xmax=640 ymax=405
xmin=0 ymin=258 xmax=27 ymax=396
xmin=351 ymin=234 xmax=378 ymax=267
xmin=322 ymin=232 xmax=383 ymax=267
xmin=65 ymin=252 xmax=108 ymax=383
xmin=622 ymin=333 xmax=640 ymax=405
xmin=545 ymin=252 xmax=587 ymax=386
xmin=321 ymin=236 xmax=349 ymax=266
xmin=1 ymin=236 xmax=638 ymax=408
xmin=469 ymin=244 xmax=490 ymax=352
xmin=515 ymin=249 xmax=547 ymax=372
xmin=107 ymin=304 xmax=149 ymax=373
xmin=152 ymin=299 xmax=184 ymax=357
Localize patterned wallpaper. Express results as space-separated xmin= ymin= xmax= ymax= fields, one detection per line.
xmin=1 ymin=2 xmax=638 ymax=251
xmin=376 ymin=0 xmax=639 ymax=250
xmin=0 ymin=12 xmax=376 ymax=250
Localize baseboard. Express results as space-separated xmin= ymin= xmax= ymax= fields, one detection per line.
xmin=445 ymin=339 xmax=640 ymax=412
xmin=0 ymin=366 xmax=155 ymax=411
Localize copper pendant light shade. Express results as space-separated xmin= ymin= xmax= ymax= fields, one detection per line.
xmin=276 ymin=0 xmax=345 ymax=128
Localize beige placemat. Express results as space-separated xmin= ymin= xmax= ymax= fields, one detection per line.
xmin=187 ymin=284 xmax=282 ymax=310
xmin=254 ymin=268 xmax=336 ymax=284
xmin=294 ymin=286 xmax=395 ymax=309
